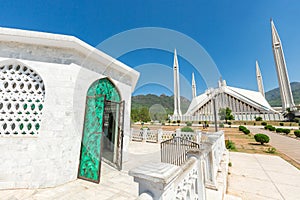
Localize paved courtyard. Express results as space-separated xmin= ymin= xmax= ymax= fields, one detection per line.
xmin=1 ymin=141 xmax=300 ymax=199
xmin=228 ymin=152 xmax=300 ymax=200
xmin=248 ymin=126 xmax=300 ymax=164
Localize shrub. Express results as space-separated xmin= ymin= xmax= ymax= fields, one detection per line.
xmin=264 ymin=125 xmax=269 ymax=130
xmin=198 ymin=121 xmax=202 ymax=124
xmin=269 ymin=126 xmax=276 ymax=131
xmin=161 ymin=122 xmax=165 ymax=125
xmin=140 ymin=126 xmax=150 ymax=130
xmin=177 ymin=120 xmax=181 ymax=124
xmin=228 ymin=162 xmax=232 ymax=167
xmin=181 ymin=126 xmax=194 ymax=132
xmin=186 ymin=121 xmax=192 ymax=126
xmin=225 ymin=140 xmax=236 ymax=150
xmin=172 ymin=121 xmax=176 ymax=124
xmin=261 ymin=121 xmax=267 ymax=126
xmin=265 ymin=147 xmax=276 ymax=154
xmin=243 ymin=129 xmax=250 ymax=135
xmin=227 ymin=121 xmax=232 ymax=125
xmin=254 ymin=133 xmax=270 ymax=145
xmin=253 ymin=122 xmax=256 ymax=126
xmin=294 ymin=118 xmax=300 ymax=123
xmin=265 ymin=125 xmax=276 ymax=131
xmin=255 ymin=116 xmax=263 ymax=121
xmin=279 ymin=122 xmax=284 ymax=126
xmin=276 ymin=128 xmax=284 ymax=133
xmin=282 ymin=129 xmax=291 ymax=134
xmin=239 ymin=125 xmax=246 ymax=131
xmin=294 ymin=130 xmax=300 ymax=137
xmin=219 ymin=123 xmax=224 ymax=128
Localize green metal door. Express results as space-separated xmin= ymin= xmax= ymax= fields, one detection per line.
xmin=78 ymin=78 xmax=123 ymax=183
xmin=78 ymin=95 xmax=105 ymax=183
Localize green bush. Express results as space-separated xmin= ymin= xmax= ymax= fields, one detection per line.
xmin=254 ymin=133 xmax=270 ymax=145
xmin=269 ymin=126 xmax=276 ymax=131
xmin=140 ymin=126 xmax=150 ymax=130
xmin=239 ymin=125 xmax=250 ymax=134
xmin=282 ymin=129 xmax=291 ymax=134
xmin=255 ymin=116 xmax=263 ymax=121
xmin=186 ymin=121 xmax=192 ymax=126
xmin=227 ymin=121 xmax=232 ymax=125
xmin=198 ymin=121 xmax=202 ymax=124
xmin=181 ymin=126 xmax=194 ymax=132
xmin=294 ymin=130 xmax=300 ymax=137
xmin=264 ymin=125 xmax=269 ymax=130
xmin=219 ymin=123 xmax=224 ymax=128
xmin=239 ymin=126 xmax=246 ymax=131
xmin=243 ymin=129 xmax=250 ymax=134
xmin=294 ymin=118 xmax=300 ymax=123
xmin=279 ymin=122 xmax=284 ymax=126
xmin=265 ymin=125 xmax=276 ymax=131
xmin=261 ymin=122 xmax=267 ymax=126
xmin=276 ymin=128 xmax=283 ymax=133
xmin=225 ymin=140 xmax=236 ymax=150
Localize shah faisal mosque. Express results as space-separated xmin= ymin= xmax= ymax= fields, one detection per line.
xmin=171 ymin=20 xmax=298 ymax=122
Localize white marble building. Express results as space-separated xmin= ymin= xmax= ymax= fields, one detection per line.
xmin=0 ymin=27 xmax=139 ymax=188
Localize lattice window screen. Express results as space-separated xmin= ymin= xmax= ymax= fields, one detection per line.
xmin=0 ymin=63 xmax=45 ymax=135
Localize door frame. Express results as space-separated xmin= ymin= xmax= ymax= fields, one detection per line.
xmin=101 ymin=99 xmax=125 ymax=170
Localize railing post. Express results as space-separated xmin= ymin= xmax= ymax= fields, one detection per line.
xmin=196 ymin=130 xmax=202 ymax=144
xmin=130 ymin=128 xmax=133 ymax=141
xmin=157 ymin=129 xmax=162 ymax=143
xmin=129 ymin=162 xmax=180 ymax=200
xmin=175 ymin=128 xmax=181 ymax=137
xmin=186 ymin=149 xmax=207 ymax=200
xmin=142 ymin=128 xmax=148 ymax=142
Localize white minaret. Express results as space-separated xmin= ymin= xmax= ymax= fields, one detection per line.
xmin=256 ymin=60 xmax=265 ymax=97
xmin=271 ymin=19 xmax=295 ymax=112
xmin=192 ymin=72 xmax=197 ymax=99
xmin=173 ymin=49 xmax=182 ymax=116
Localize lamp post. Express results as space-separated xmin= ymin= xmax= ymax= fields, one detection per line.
xmin=207 ymin=88 xmax=218 ymax=132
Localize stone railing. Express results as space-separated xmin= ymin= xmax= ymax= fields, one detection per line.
xmin=130 ymin=128 xmax=201 ymax=143
xmin=129 ymin=131 xmax=228 ymax=200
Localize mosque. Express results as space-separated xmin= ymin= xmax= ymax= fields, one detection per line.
xmin=171 ymin=20 xmax=296 ymax=122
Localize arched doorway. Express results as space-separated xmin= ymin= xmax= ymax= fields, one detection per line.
xmin=78 ymin=78 xmax=124 ymax=183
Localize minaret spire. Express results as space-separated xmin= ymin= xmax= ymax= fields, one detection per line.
xmin=256 ymin=60 xmax=265 ymax=97
xmin=173 ymin=49 xmax=182 ymax=116
xmin=271 ymin=19 xmax=295 ymax=112
xmin=192 ymin=72 xmax=197 ymax=99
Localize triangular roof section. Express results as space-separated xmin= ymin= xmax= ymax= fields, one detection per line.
xmin=185 ymin=85 xmax=276 ymax=115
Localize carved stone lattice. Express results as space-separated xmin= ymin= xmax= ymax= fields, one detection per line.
xmin=0 ymin=62 xmax=45 ymax=135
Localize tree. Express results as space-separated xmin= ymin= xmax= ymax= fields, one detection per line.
xmin=130 ymin=107 xmax=151 ymax=122
xmin=219 ymin=107 xmax=234 ymax=123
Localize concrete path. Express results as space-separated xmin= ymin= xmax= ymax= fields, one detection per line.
xmin=248 ymin=126 xmax=300 ymax=164
xmin=228 ymin=152 xmax=300 ymax=200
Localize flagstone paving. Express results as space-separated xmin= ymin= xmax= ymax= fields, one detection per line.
xmin=228 ymin=152 xmax=300 ymax=200
xmin=1 ymin=141 xmax=300 ymax=200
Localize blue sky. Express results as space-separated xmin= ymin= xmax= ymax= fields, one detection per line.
xmin=1 ymin=0 xmax=300 ymax=99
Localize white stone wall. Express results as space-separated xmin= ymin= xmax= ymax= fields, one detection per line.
xmin=0 ymin=57 xmax=133 ymax=189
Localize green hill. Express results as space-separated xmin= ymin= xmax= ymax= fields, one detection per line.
xmin=265 ymin=82 xmax=300 ymax=107
xmin=131 ymin=94 xmax=191 ymax=114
